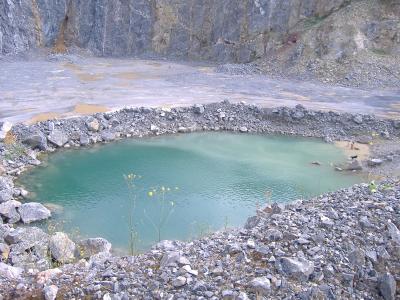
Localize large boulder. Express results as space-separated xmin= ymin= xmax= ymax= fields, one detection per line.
xmin=22 ymin=131 xmax=48 ymax=150
xmin=78 ymin=238 xmax=112 ymax=258
xmin=0 ymin=200 xmax=21 ymax=224
xmin=378 ymin=273 xmax=396 ymax=300
xmin=276 ymin=257 xmax=314 ymax=281
xmin=49 ymin=232 xmax=76 ymax=263
xmin=18 ymin=202 xmax=51 ymax=223
xmin=47 ymin=130 xmax=69 ymax=147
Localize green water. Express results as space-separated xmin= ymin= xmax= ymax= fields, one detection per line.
xmin=20 ymin=133 xmax=361 ymax=252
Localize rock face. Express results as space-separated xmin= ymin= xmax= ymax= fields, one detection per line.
xmin=18 ymin=202 xmax=51 ymax=224
xmin=1 ymin=0 xmax=398 ymax=68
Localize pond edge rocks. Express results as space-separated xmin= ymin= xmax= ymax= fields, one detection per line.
xmin=0 ymin=101 xmax=399 ymax=299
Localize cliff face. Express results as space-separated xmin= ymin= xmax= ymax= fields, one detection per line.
xmin=1 ymin=0 xmax=352 ymax=60
xmin=0 ymin=0 xmax=399 ymax=80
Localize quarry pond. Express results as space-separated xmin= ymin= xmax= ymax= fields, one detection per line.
xmin=19 ymin=132 xmax=362 ymax=252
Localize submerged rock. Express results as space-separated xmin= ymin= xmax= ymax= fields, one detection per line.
xmin=49 ymin=232 xmax=76 ymax=263
xmin=18 ymin=202 xmax=51 ymax=223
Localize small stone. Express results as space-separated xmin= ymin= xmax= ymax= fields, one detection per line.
xmin=388 ymin=221 xmax=400 ymax=245
xmin=239 ymin=126 xmax=248 ymax=133
xmin=250 ymin=277 xmax=271 ymax=296
xmin=43 ymin=285 xmax=58 ymax=300
xmin=353 ymin=115 xmax=363 ymax=124
xmin=193 ymin=104 xmax=205 ymax=114
xmin=160 ymin=251 xmax=190 ymax=268
xmin=378 ymin=273 xmax=396 ymax=300
xmin=348 ymin=249 xmax=365 ymax=266
xmin=276 ymin=257 xmax=314 ymax=281
xmin=150 ymin=125 xmax=159 ymax=133
xmin=368 ymin=158 xmax=383 ymax=167
xmin=172 ymin=276 xmax=186 ymax=287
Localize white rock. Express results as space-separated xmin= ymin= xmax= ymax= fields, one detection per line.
xmin=43 ymin=285 xmax=58 ymax=300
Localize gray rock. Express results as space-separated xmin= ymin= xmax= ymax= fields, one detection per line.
xmin=0 ymin=200 xmax=21 ymax=224
xmin=343 ymin=160 xmax=363 ymax=171
xmin=4 ymin=226 xmax=48 ymax=245
xmin=353 ymin=115 xmax=363 ymax=124
xmin=239 ymin=126 xmax=248 ymax=133
xmin=172 ymin=276 xmax=187 ymax=288
xmin=0 ymin=262 xmax=23 ymax=279
xmin=160 ymin=251 xmax=190 ymax=268
xmin=18 ymin=202 xmax=51 ymax=223
xmin=276 ymin=257 xmax=314 ymax=281
xmin=49 ymin=232 xmax=76 ymax=263
xmin=265 ymin=229 xmax=283 ymax=241
xmin=78 ymin=238 xmax=112 ymax=258
xmin=193 ymin=104 xmax=205 ymax=114
xmin=244 ymin=215 xmax=260 ymax=229
xmin=368 ymin=158 xmax=384 ymax=167
xmin=378 ymin=273 xmax=396 ymax=300
xmin=388 ymin=221 xmax=400 ymax=245
xmin=101 ymin=131 xmax=116 ymax=142
xmin=43 ymin=285 xmax=59 ymax=300
xmin=86 ymin=117 xmax=100 ymax=132
xmin=250 ymin=277 xmax=271 ymax=296
xmin=348 ymin=249 xmax=365 ymax=266
xmin=0 ymin=177 xmax=14 ymax=203
xmin=48 ymin=130 xmax=69 ymax=147
xmin=80 ymin=135 xmax=90 ymax=146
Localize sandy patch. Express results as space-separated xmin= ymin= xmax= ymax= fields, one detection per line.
xmin=71 ymin=103 xmax=109 ymax=115
xmin=334 ymin=141 xmax=370 ymax=161
xmin=26 ymin=112 xmax=62 ymax=124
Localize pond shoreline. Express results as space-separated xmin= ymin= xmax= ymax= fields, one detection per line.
xmin=0 ymin=102 xmax=399 ymax=299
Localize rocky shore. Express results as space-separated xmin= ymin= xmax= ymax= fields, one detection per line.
xmin=0 ymin=102 xmax=399 ymax=299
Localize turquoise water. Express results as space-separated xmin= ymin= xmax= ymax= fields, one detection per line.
xmin=20 ymin=133 xmax=361 ymax=252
